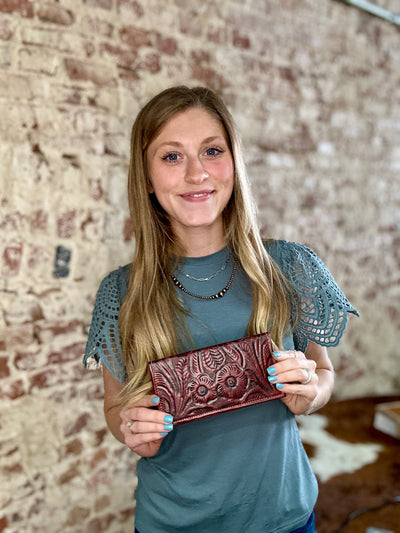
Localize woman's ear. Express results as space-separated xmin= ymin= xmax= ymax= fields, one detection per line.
xmin=148 ymin=182 xmax=154 ymax=194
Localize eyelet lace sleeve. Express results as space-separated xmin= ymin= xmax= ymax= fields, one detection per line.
xmin=83 ymin=267 xmax=129 ymax=382
xmin=267 ymin=241 xmax=359 ymax=353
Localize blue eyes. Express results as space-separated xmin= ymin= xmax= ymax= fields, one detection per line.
xmin=205 ymin=147 xmax=222 ymax=157
xmin=161 ymin=147 xmax=223 ymax=163
xmin=162 ymin=153 xmax=179 ymax=162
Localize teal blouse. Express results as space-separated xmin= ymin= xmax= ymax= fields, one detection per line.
xmin=84 ymin=241 xmax=358 ymax=533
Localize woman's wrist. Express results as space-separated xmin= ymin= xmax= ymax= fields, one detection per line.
xmin=303 ymin=368 xmax=334 ymax=415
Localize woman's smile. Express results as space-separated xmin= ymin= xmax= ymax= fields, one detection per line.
xmin=179 ymin=189 xmax=215 ymax=201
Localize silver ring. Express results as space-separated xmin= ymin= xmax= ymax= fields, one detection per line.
xmin=126 ymin=421 xmax=133 ymax=428
xmin=301 ymin=368 xmax=312 ymax=385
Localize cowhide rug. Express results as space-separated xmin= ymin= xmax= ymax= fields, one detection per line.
xmin=297 ymin=396 xmax=400 ymax=533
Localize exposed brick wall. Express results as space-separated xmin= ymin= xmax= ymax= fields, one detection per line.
xmin=0 ymin=0 xmax=399 ymax=531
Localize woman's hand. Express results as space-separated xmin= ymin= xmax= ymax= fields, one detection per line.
xmin=120 ymin=395 xmax=173 ymax=457
xmin=267 ymin=341 xmax=334 ymax=416
xmin=102 ymin=368 xmax=173 ymax=457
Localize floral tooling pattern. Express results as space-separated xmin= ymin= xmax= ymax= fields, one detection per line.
xmin=149 ymin=332 xmax=284 ymax=425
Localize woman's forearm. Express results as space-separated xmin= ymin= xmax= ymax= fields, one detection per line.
xmin=104 ymin=403 xmax=125 ymax=444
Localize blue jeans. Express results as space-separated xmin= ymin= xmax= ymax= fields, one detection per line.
xmin=135 ymin=511 xmax=316 ymax=533
xmin=292 ymin=512 xmax=316 ymax=533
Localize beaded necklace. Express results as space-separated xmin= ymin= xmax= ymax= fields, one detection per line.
xmin=171 ymin=261 xmax=237 ymax=300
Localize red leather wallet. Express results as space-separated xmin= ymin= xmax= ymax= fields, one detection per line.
xmin=149 ymin=331 xmax=284 ymax=426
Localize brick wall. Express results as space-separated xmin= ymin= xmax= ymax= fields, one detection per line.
xmin=0 ymin=0 xmax=399 ymax=531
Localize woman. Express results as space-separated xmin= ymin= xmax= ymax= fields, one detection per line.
xmin=84 ymin=86 xmax=358 ymax=533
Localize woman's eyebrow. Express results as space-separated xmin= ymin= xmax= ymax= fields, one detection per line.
xmin=202 ymin=135 xmax=225 ymax=144
xmin=156 ymin=141 xmax=182 ymax=148
xmin=155 ymin=136 xmax=225 ymax=150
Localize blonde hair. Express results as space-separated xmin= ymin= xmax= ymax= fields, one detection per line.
xmin=119 ymin=86 xmax=293 ymax=406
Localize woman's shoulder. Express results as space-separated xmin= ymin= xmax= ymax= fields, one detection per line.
xmin=265 ymin=239 xmax=358 ymax=351
xmin=265 ymin=238 xmax=357 ymax=310
xmin=265 ymin=239 xmax=318 ymax=269
xmin=98 ymin=264 xmax=131 ymax=302
xmin=82 ymin=264 xmax=131 ymax=383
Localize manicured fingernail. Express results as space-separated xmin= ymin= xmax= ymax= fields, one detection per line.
xmin=276 ymin=383 xmax=284 ymax=390
xmin=160 ymin=432 xmax=168 ymax=436
xmin=267 ymin=367 xmax=276 ymax=375
xmin=152 ymin=396 xmax=160 ymax=405
xmin=273 ymin=351 xmax=280 ymax=357
xmin=164 ymin=414 xmax=173 ymax=424
xmin=164 ymin=424 xmax=173 ymax=431
xmin=268 ymin=375 xmax=277 ymax=383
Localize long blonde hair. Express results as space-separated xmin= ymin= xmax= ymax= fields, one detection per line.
xmin=119 ymin=86 xmax=293 ymax=406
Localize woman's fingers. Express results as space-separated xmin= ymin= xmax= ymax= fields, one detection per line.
xmin=120 ymin=394 xmax=160 ymax=422
xmin=268 ymin=366 xmax=316 ymax=386
xmin=120 ymin=395 xmax=174 ymax=450
xmin=271 ymin=349 xmax=307 ymax=362
xmin=123 ymin=414 xmax=174 ymax=436
xmin=267 ymin=350 xmax=317 ymax=387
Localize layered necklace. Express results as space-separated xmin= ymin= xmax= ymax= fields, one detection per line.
xmin=175 ymin=256 xmax=230 ymax=282
xmin=171 ymin=257 xmax=237 ymax=300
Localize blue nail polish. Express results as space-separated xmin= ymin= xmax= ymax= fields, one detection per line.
xmin=164 ymin=424 xmax=173 ymax=431
xmin=268 ymin=375 xmax=277 ymax=383
xmin=164 ymin=414 xmax=173 ymax=424
xmin=160 ymin=432 xmax=168 ymax=436
xmin=152 ymin=396 xmax=160 ymax=405
xmin=276 ymin=383 xmax=284 ymax=390
xmin=267 ymin=367 xmax=276 ymax=375
xmin=273 ymin=351 xmax=280 ymax=357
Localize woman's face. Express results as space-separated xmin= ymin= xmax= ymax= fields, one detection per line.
xmin=146 ymin=107 xmax=234 ymax=249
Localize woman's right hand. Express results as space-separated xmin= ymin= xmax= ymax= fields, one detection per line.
xmin=119 ymin=395 xmax=173 ymax=457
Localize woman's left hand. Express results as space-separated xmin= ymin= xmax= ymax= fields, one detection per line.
xmin=267 ymin=349 xmax=319 ymax=415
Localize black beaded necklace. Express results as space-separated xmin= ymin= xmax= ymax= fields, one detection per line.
xmin=171 ymin=261 xmax=237 ymax=300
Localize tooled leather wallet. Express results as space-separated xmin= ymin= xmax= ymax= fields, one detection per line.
xmin=148 ymin=331 xmax=285 ymax=425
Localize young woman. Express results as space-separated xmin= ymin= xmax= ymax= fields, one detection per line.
xmin=84 ymin=86 xmax=357 ymax=533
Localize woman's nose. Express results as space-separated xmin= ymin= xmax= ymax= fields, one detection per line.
xmin=184 ymin=157 xmax=209 ymax=184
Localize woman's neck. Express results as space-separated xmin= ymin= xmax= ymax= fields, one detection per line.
xmin=174 ymin=228 xmax=226 ymax=258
